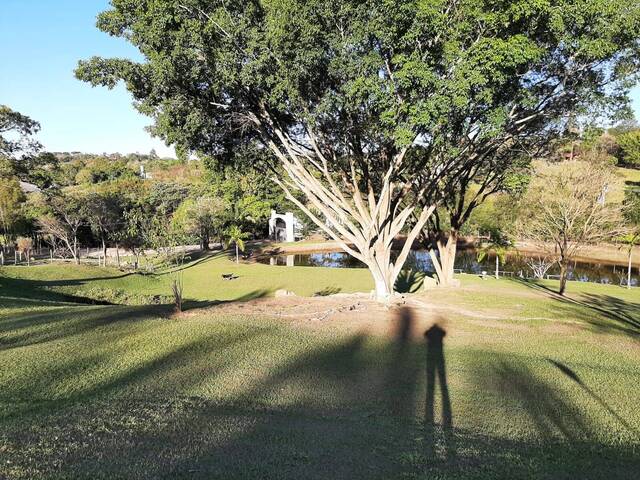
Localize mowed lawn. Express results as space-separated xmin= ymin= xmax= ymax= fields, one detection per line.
xmin=1 ymin=256 xmax=639 ymax=479
xmin=0 ymin=252 xmax=374 ymax=304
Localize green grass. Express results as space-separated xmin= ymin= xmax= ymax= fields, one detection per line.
xmin=1 ymin=259 xmax=640 ymax=479
xmin=611 ymin=166 xmax=640 ymax=203
xmin=0 ymin=252 xmax=373 ymax=303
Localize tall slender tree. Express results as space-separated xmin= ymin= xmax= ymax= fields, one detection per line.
xmin=77 ymin=0 xmax=640 ymax=299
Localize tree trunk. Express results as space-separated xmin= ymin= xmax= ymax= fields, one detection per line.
xmin=366 ymin=254 xmax=395 ymax=300
xmin=102 ymin=238 xmax=107 ymax=267
xmin=73 ymin=237 xmax=79 ymax=265
xmin=428 ymin=230 xmax=458 ymax=287
xmin=235 ymin=243 xmax=239 ymax=263
xmin=116 ymin=242 xmax=121 ymax=268
xmin=559 ymin=261 xmax=568 ymax=295
xmin=628 ymin=249 xmax=632 ymax=290
xmin=495 ymin=255 xmax=499 ymax=280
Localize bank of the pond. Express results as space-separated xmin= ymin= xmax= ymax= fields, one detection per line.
xmin=257 ymin=248 xmax=640 ymax=287
xmin=256 ymin=238 xmax=640 ymax=269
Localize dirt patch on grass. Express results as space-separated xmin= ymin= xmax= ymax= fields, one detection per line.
xmin=191 ymin=292 xmax=533 ymax=341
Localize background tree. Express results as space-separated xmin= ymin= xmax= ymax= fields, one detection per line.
xmin=620 ymin=188 xmax=640 ymax=288
xmin=476 ymin=230 xmax=514 ymax=280
xmin=224 ymin=225 xmax=249 ymax=264
xmin=617 ymin=232 xmax=640 ymax=289
xmin=516 ymin=161 xmax=625 ymax=295
xmin=172 ymin=195 xmax=227 ymax=251
xmin=81 ymin=189 xmax=124 ymax=264
xmin=616 ymin=130 xmax=640 ymax=168
xmin=0 ymin=105 xmax=41 ymax=166
xmin=0 ymin=177 xmax=26 ymax=248
xmin=37 ymin=193 xmax=84 ymax=264
xmin=15 ymin=236 xmax=33 ymax=265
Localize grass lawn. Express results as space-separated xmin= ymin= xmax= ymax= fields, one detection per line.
xmin=0 ymin=252 xmax=374 ymax=304
xmin=610 ymin=166 xmax=640 ymax=203
xmin=1 ymin=256 xmax=639 ymax=479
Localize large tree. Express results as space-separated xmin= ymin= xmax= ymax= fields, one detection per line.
xmin=77 ymin=0 xmax=640 ymax=299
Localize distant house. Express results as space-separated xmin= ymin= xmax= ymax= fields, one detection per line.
xmin=268 ymin=210 xmax=303 ymax=242
xmin=139 ymin=164 xmax=152 ymax=180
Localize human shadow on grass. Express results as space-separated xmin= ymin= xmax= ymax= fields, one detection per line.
xmin=512 ymin=278 xmax=640 ymax=337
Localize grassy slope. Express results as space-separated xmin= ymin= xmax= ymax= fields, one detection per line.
xmin=1 ymin=261 xmax=639 ymax=479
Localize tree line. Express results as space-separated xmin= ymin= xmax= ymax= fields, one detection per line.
xmin=0 ymin=105 xmax=304 ymax=268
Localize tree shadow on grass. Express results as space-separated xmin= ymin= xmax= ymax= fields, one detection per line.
xmin=547 ymin=358 xmax=639 ymax=436
xmin=0 ymin=251 xmax=228 ymax=302
xmin=0 ymin=290 xmax=270 ymax=353
xmin=511 ymin=278 xmax=640 ymax=337
xmin=312 ymin=286 xmax=342 ymax=296
xmin=156 ymin=250 xmax=230 ymax=276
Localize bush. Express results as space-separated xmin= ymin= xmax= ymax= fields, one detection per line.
xmin=617 ymin=130 xmax=640 ymax=167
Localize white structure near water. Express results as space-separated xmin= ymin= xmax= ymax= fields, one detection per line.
xmin=268 ymin=210 xmax=303 ymax=242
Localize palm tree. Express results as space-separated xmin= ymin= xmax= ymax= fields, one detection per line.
xmin=224 ymin=225 xmax=249 ymax=263
xmin=618 ymin=231 xmax=640 ymax=289
xmin=477 ymin=232 xmax=513 ymax=280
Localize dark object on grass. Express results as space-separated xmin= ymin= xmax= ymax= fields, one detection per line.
xmin=221 ymin=273 xmax=238 ymax=281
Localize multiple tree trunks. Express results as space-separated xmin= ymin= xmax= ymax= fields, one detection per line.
xmin=429 ymin=231 xmax=459 ymax=287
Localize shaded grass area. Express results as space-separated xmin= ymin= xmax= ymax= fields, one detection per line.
xmin=1 ymin=263 xmax=640 ymax=478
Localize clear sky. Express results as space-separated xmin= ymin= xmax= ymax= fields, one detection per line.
xmin=1 ymin=0 xmax=639 ymax=158
xmin=0 ymin=0 xmax=175 ymax=157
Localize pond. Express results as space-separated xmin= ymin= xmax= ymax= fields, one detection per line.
xmin=257 ymin=249 xmax=640 ymax=287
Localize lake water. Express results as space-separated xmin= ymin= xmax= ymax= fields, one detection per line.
xmin=257 ymin=249 xmax=640 ymax=287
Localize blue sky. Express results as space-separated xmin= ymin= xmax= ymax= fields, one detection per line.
xmin=1 ymin=1 xmax=640 ymax=158
xmin=0 ymin=0 xmax=175 ymax=157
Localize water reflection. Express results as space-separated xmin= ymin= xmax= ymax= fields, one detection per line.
xmin=257 ymin=250 xmax=639 ymax=287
